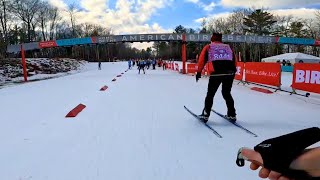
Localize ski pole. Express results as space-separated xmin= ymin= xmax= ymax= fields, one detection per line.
xmin=210 ymin=73 xmax=234 ymax=77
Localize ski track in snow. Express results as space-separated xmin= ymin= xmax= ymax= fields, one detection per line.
xmin=0 ymin=62 xmax=319 ymax=180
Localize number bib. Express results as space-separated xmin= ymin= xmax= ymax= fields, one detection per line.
xmin=208 ymin=43 xmax=233 ymax=62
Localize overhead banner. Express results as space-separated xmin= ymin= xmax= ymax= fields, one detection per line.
xmin=292 ymin=63 xmax=320 ymax=94
xmin=222 ymin=35 xmax=276 ymax=44
xmin=95 ymin=34 xmax=184 ymax=43
xmin=245 ymin=62 xmax=281 ymax=87
xmin=6 ymin=34 xmax=320 ymax=53
xmin=94 ymin=34 xmax=277 ymax=43
xmin=277 ymin=37 xmax=315 ymax=45
xmin=56 ymin=37 xmax=93 ymax=46
xmin=39 ymin=41 xmax=58 ymax=48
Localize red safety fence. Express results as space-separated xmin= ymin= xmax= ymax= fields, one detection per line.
xmin=167 ymin=63 xmax=171 ymax=69
xmin=175 ymin=63 xmax=179 ymax=71
xmin=292 ymin=63 xmax=320 ymax=94
xmin=235 ymin=62 xmax=244 ymax=81
xmin=187 ymin=63 xmax=197 ymax=74
xmin=184 ymin=61 xmax=319 ymax=95
xmin=244 ymin=62 xmax=281 ymax=87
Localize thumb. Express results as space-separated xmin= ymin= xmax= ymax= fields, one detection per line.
xmin=241 ymin=148 xmax=264 ymax=166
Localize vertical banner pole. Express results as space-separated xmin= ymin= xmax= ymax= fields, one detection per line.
xmin=182 ymin=34 xmax=186 ymax=74
xmin=21 ymin=44 xmax=28 ymax=82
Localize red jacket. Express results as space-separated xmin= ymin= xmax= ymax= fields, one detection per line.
xmin=197 ymin=42 xmax=237 ymax=74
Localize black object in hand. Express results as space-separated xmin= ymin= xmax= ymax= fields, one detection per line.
xmin=196 ymin=72 xmax=201 ymax=82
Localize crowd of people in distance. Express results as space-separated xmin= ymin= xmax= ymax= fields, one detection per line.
xmin=127 ymin=58 xmax=171 ymax=74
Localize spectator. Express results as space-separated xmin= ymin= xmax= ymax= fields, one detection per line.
xmin=286 ymin=60 xmax=292 ymax=66
xmin=282 ymin=60 xmax=287 ymax=66
xmin=98 ymin=61 xmax=102 ymax=70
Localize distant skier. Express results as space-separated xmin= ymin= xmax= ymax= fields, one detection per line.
xmin=128 ymin=59 xmax=132 ymax=70
xmin=98 ymin=61 xmax=102 ymax=70
xmin=138 ymin=60 xmax=145 ymax=74
xmin=132 ymin=59 xmax=135 ymax=67
xmin=163 ymin=61 xmax=167 ymax=70
xmin=152 ymin=59 xmax=156 ymax=70
xmin=146 ymin=59 xmax=151 ymax=70
xmin=196 ymin=33 xmax=237 ymax=123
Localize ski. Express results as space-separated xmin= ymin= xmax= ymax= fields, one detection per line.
xmin=211 ymin=110 xmax=258 ymax=137
xmin=184 ymin=106 xmax=222 ymax=138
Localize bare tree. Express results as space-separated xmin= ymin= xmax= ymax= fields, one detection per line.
xmin=35 ymin=2 xmax=60 ymax=41
xmin=227 ymin=9 xmax=247 ymax=34
xmin=37 ymin=1 xmax=49 ymax=41
xmin=68 ymin=3 xmax=77 ymax=38
xmin=82 ymin=23 xmax=94 ymax=37
xmin=0 ymin=0 xmax=10 ymax=43
xmin=48 ymin=6 xmax=59 ymax=40
xmin=207 ymin=17 xmax=229 ymax=33
xmin=315 ymin=10 xmax=320 ymax=38
xmin=10 ymin=0 xmax=40 ymax=42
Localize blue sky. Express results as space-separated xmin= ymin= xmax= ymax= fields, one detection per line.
xmin=49 ymin=0 xmax=319 ymax=48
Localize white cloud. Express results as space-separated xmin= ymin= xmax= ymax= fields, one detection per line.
xmin=195 ymin=8 xmax=319 ymax=24
xmin=195 ymin=12 xmax=231 ymax=23
xmin=270 ymin=8 xmax=318 ymax=20
xmin=48 ymin=0 xmax=67 ymax=10
xmin=80 ymin=0 xmax=108 ymax=13
xmin=185 ymin=0 xmax=217 ymax=12
xmin=220 ymin=0 xmax=320 ymax=9
xmin=48 ymin=0 xmax=173 ymax=49
xmin=203 ymin=2 xmax=218 ymax=12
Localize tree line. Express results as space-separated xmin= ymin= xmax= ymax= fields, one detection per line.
xmin=154 ymin=8 xmax=320 ymax=62
xmin=1 ymin=0 xmax=320 ymax=61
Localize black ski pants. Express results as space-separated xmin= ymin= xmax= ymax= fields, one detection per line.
xmin=204 ymin=74 xmax=236 ymax=117
xmin=139 ymin=65 xmax=145 ymax=74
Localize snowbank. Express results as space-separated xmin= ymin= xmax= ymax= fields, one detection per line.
xmin=0 ymin=58 xmax=87 ymax=86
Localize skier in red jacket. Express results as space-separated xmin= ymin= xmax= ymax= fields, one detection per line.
xmin=196 ymin=33 xmax=237 ymax=123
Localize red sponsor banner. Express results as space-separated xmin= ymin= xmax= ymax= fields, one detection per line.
xmin=315 ymin=40 xmax=320 ymax=46
xmin=39 ymin=41 xmax=57 ymax=48
xmin=171 ymin=63 xmax=174 ymax=70
xmin=187 ymin=63 xmax=208 ymax=75
xmin=235 ymin=62 xmax=244 ymax=81
xmin=187 ymin=63 xmax=197 ymax=74
xmin=292 ymin=63 xmax=320 ymax=94
xmin=245 ymin=62 xmax=281 ymax=87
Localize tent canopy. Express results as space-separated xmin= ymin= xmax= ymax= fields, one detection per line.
xmin=262 ymin=53 xmax=320 ymax=64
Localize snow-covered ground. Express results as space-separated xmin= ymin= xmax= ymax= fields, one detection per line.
xmin=0 ymin=62 xmax=319 ymax=180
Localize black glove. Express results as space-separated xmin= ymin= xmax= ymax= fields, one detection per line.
xmin=196 ymin=72 xmax=201 ymax=82
xmin=253 ymin=127 xmax=320 ymax=180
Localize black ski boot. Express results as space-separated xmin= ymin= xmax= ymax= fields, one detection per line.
xmin=198 ymin=109 xmax=209 ymax=123
xmin=224 ymin=115 xmax=237 ymax=123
